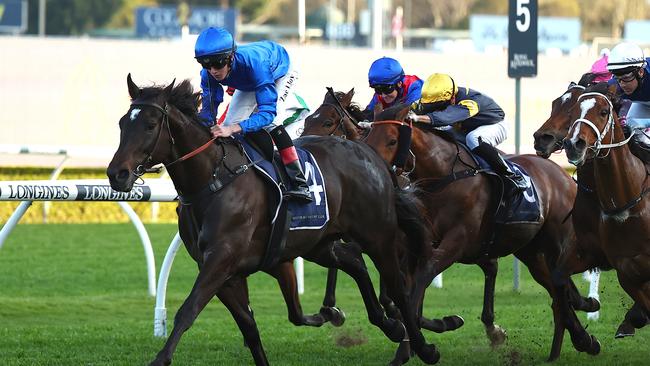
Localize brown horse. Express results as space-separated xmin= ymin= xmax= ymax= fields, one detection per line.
xmin=107 ymin=75 xmax=436 ymax=365
xmin=533 ymin=79 xmax=648 ymax=338
xmin=364 ymin=104 xmax=601 ymax=361
xmin=564 ymin=89 xmax=650 ymax=335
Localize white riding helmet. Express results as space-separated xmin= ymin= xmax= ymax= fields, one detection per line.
xmin=607 ymin=42 xmax=646 ymax=73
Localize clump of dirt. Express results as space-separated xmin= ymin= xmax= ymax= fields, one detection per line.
xmin=334 ymin=328 xmax=368 ymax=348
xmin=504 ymin=350 xmax=522 ymax=366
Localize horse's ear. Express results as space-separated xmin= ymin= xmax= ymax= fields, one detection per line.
xmin=341 ymin=88 xmax=355 ymax=106
xmin=373 ymin=103 xmax=384 ymax=121
xmin=127 ymin=73 xmax=141 ymax=100
xmin=161 ymin=78 xmax=176 ymax=101
xmin=395 ymin=104 xmax=411 ymax=122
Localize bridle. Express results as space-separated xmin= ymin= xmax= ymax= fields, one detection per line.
xmin=569 ymin=91 xmax=650 ymax=215
xmin=320 ymin=87 xmax=360 ymax=139
xmin=569 ymin=92 xmax=634 ymax=156
xmin=129 ymin=100 xmax=217 ymax=177
xmin=370 ymin=120 xmax=416 ymax=177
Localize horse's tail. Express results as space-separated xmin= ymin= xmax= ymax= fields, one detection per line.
xmin=394 ymin=185 xmax=432 ymax=266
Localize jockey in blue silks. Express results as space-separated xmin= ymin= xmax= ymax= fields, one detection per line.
xmin=363 ymin=57 xmax=423 ymax=120
xmin=406 ymin=73 xmax=527 ymax=190
xmin=195 ymin=27 xmax=312 ymax=202
xmin=606 ymin=42 xmax=650 ymax=149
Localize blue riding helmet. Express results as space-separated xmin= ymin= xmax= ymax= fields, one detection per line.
xmin=368 ymin=57 xmax=405 ymax=86
xmin=194 ymin=27 xmax=236 ymax=58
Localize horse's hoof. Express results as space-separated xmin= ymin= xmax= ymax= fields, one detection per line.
xmin=587 ymin=336 xmax=601 ymax=355
xmin=486 ymin=324 xmax=507 ymax=347
xmin=388 ymin=340 xmax=411 ymax=366
xmin=615 ymin=322 xmax=636 ymax=338
xmin=443 ymin=315 xmax=464 ymax=331
xmin=416 ymin=344 xmax=440 ymax=365
xmin=320 ymin=306 xmax=346 ymax=327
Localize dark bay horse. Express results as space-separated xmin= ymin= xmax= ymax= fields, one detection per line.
xmin=563 ymin=89 xmax=650 ymax=335
xmin=533 ymin=80 xmax=648 ymax=338
xmin=107 ymin=75 xmax=436 ymax=365
xmin=364 ymin=104 xmax=601 ymax=361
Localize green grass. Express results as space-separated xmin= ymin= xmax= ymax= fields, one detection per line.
xmin=0 ymin=224 xmax=647 ymax=365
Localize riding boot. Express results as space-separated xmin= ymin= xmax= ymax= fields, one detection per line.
xmin=472 ymin=141 xmax=528 ymax=191
xmin=284 ymin=160 xmax=313 ymax=203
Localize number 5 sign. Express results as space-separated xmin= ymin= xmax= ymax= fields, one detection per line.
xmin=508 ymin=0 xmax=537 ymax=78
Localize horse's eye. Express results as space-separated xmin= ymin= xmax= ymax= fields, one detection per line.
xmin=600 ymin=109 xmax=609 ymax=117
xmin=323 ymin=120 xmax=334 ymax=127
xmin=146 ymin=122 xmax=157 ymax=131
xmin=388 ymin=139 xmax=398 ymax=146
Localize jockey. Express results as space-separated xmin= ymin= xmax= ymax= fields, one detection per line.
xmin=406 ymin=73 xmax=527 ymax=190
xmin=195 ymin=27 xmax=312 ymax=202
xmin=364 ymin=57 xmax=423 ymax=120
xmin=606 ymin=41 xmax=650 ymax=147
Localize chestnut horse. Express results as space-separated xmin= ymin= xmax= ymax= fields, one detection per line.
xmin=364 ymin=104 xmax=601 ymax=361
xmin=564 ymin=89 xmax=650 ymax=338
xmin=533 ymin=79 xmax=648 ymax=338
xmin=107 ymin=75 xmax=435 ymax=365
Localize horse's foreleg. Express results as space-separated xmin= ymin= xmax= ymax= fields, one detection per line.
xmin=149 ymin=254 xmax=232 ymax=366
xmin=267 ymin=261 xmax=329 ymax=327
xmin=218 ymin=277 xmax=269 ymax=366
xmin=303 ymin=241 xmax=405 ymax=343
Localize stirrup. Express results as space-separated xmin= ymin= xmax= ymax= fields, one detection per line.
xmin=284 ymin=188 xmax=313 ymax=203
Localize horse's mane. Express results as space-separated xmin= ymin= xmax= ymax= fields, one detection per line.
xmin=374 ymin=102 xmax=458 ymax=144
xmin=375 ymin=102 xmax=410 ymax=121
xmin=137 ymin=79 xmax=206 ymax=128
xmin=326 ymin=91 xmax=366 ymax=121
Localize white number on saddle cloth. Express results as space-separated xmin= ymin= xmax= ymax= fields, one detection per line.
xmin=303 ymin=161 xmax=324 ymax=205
xmin=511 ymin=165 xmax=535 ymax=203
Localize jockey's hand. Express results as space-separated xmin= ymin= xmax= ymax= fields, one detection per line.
xmin=405 ymin=111 xmax=419 ymax=123
xmin=211 ymin=124 xmax=242 ymax=138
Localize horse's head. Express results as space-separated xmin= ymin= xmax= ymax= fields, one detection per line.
xmin=301 ymin=88 xmax=362 ymax=139
xmin=107 ymin=74 xmax=177 ymax=192
xmin=533 ymin=82 xmax=586 ymax=158
xmin=563 ymin=85 xmax=621 ymax=166
xmin=364 ymin=103 xmax=413 ymax=172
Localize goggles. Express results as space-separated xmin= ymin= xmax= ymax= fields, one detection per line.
xmin=372 ymin=84 xmax=397 ymax=95
xmin=197 ymin=55 xmax=230 ymax=70
xmin=614 ymin=70 xmax=637 ymax=83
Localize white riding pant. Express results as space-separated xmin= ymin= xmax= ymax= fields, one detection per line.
xmin=222 ymin=61 xmax=310 ymax=140
xmin=465 ymin=120 xmax=508 ymax=150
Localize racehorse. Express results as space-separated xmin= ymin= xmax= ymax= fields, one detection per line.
xmin=563 ymin=86 xmax=650 ymax=339
xmin=107 ymin=75 xmax=436 ymax=365
xmin=363 ymin=103 xmax=601 ymax=361
xmin=533 ymin=78 xmax=648 ymax=338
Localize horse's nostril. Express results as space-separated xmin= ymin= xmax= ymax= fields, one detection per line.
xmin=575 ymin=139 xmax=586 ymax=151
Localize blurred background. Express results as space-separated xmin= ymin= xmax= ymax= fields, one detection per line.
xmin=3 ymin=0 xmax=650 ymax=221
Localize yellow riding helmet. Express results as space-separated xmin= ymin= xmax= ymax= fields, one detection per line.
xmin=420 ymin=73 xmax=457 ymax=104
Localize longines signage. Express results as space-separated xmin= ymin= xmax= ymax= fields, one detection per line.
xmin=0 ymin=183 xmax=151 ymax=201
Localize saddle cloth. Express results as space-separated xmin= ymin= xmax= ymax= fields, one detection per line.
xmin=238 ymin=137 xmax=330 ymax=230
xmin=473 ymin=153 xmax=541 ymax=224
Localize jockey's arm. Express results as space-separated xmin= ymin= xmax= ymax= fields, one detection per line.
xmin=198 ymin=70 xmax=224 ymax=126
xmin=424 ymin=101 xmax=479 ymax=127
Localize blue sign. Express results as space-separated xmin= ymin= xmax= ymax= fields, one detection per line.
xmin=135 ymin=6 xmax=237 ymax=38
xmin=0 ymin=0 xmax=27 ymax=33
xmin=624 ymin=20 xmax=650 ymax=43
xmin=471 ymin=15 xmax=580 ymax=53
